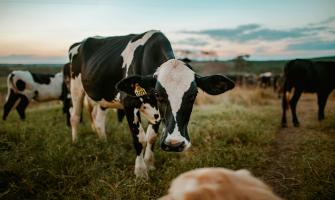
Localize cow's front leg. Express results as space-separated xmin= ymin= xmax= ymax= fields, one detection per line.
xmin=144 ymin=123 xmax=160 ymax=170
xmin=126 ymin=108 xmax=148 ymax=179
xmin=70 ymin=77 xmax=85 ymax=143
xmin=93 ymin=105 xmax=107 ymax=141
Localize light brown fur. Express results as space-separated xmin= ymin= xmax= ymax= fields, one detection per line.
xmin=159 ymin=168 xmax=282 ymax=200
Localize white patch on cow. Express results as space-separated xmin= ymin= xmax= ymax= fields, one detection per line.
xmin=115 ymin=92 xmax=121 ymax=101
xmin=8 ymin=71 xmax=63 ymax=101
xmin=70 ymin=74 xmax=85 ymax=143
xmin=137 ymin=124 xmax=146 ymax=146
xmin=155 ymin=59 xmax=195 ymax=120
xmin=259 ymin=72 xmax=272 ymax=77
xmin=165 ymin=125 xmax=191 ymax=150
xmin=69 ymin=44 xmax=80 ymax=63
xmin=140 ymin=103 xmax=160 ymax=124
xmin=135 ymin=155 xmax=148 ymax=179
xmin=144 ymin=124 xmax=157 ymax=170
xmin=121 ymin=30 xmax=159 ymax=76
xmin=5 ymin=74 xmax=12 ymax=101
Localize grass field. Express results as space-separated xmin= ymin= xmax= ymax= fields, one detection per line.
xmin=0 ymin=86 xmax=334 ymax=200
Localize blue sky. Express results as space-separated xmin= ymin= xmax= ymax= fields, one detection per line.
xmin=0 ymin=0 xmax=335 ymax=63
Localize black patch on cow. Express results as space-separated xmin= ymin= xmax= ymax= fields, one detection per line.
xmin=180 ymin=58 xmax=192 ymax=63
xmin=31 ymin=73 xmax=54 ymax=84
xmin=15 ymin=80 xmax=26 ymax=91
xmin=33 ymin=91 xmax=38 ymax=98
xmin=3 ymin=89 xmax=20 ymax=120
xmin=16 ymin=95 xmax=29 ymax=120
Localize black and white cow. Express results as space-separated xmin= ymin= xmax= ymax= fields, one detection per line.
xmin=3 ymin=67 xmax=71 ymax=125
xmin=258 ymin=72 xmax=272 ymax=88
xmin=281 ymin=59 xmax=335 ymax=127
xmin=69 ymin=30 xmax=234 ymax=178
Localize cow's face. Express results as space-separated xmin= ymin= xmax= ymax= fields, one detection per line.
xmin=116 ymin=59 xmax=234 ymax=152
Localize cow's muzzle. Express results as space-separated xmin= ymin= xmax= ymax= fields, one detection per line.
xmin=160 ymin=140 xmax=191 ymax=152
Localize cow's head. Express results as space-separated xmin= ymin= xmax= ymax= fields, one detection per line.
xmin=116 ymin=59 xmax=234 ymax=152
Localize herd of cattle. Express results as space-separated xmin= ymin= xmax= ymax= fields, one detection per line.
xmin=2 ymin=30 xmax=334 ymax=199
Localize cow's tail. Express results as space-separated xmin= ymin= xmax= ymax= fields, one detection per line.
xmin=6 ymin=73 xmax=15 ymax=99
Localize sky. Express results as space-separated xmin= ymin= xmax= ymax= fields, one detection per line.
xmin=0 ymin=0 xmax=335 ymax=63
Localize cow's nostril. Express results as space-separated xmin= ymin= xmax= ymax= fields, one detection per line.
xmin=164 ymin=141 xmax=185 ymax=148
xmin=154 ymin=114 xmax=159 ymax=119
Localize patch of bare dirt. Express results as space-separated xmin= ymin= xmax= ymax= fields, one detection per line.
xmin=263 ymin=93 xmax=335 ymax=199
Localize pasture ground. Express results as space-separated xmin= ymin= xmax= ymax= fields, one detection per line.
xmin=0 ymin=87 xmax=334 ymax=200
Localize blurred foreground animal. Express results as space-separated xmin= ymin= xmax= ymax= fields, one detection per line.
xmin=3 ymin=66 xmax=70 ymax=125
xmin=159 ymin=168 xmax=282 ymax=200
xmin=281 ymin=59 xmax=335 ymax=127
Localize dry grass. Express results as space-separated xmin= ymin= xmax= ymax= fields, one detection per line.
xmin=0 ymin=86 xmax=334 ymax=200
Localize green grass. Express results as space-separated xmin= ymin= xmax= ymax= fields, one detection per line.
xmin=0 ymin=88 xmax=334 ymax=200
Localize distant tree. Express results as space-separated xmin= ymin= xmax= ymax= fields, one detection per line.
xmin=233 ymin=54 xmax=250 ymax=72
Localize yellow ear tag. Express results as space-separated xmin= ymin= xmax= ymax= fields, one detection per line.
xmin=134 ymin=83 xmax=147 ymax=97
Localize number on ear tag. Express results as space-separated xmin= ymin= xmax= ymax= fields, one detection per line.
xmin=134 ymin=83 xmax=147 ymax=96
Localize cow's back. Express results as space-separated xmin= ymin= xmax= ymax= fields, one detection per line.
xmin=77 ymin=31 xmax=174 ymax=102
xmin=80 ymin=35 xmax=134 ymax=101
xmin=284 ymin=59 xmax=335 ymax=92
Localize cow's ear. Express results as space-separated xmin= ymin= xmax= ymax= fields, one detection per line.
xmin=116 ymin=75 xmax=156 ymax=97
xmin=195 ymin=74 xmax=235 ymax=95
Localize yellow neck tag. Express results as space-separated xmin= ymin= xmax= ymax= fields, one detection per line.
xmin=134 ymin=83 xmax=147 ymax=97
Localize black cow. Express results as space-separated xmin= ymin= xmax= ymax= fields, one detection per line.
xmin=3 ymin=68 xmax=71 ymax=125
xmin=69 ymin=30 xmax=234 ymax=178
xmin=281 ymin=59 xmax=335 ymax=127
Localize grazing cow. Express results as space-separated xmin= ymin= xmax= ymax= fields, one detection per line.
xmin=258 ymin=72 xmax=272 ymax=88
xmin=69 ymin=30 xmax=234 ymax=178
xmin=159 ymin=168 xmax=282 ymax=200
xmin=281 ymin=59 xmax=335 ymax=127
xmin=3 ymin=68 xmax=70 ymax=124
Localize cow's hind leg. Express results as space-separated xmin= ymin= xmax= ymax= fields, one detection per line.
xmin=290 ymin=89 xmax=302 ymax=127
xmin=281 ymin=81 xmax=290 ymax=127
xmin=317 ymin=91 xmax=331 ymax=121
xmin=70 ymin=77 xmax=85 ymax=143
xmin=144 ymin=123 xmax=160 ymax=170
xmin=16 ymin=95 xmax=29 ymax=120
xmin=125 ymin=107 xmax=148 ymax=179
xmin=3 ymin=89 xmax=20 ymax=120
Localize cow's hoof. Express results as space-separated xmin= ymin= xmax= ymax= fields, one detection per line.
xmin=144 ymin=160 xmax=156 ymax=171
xmin=135 ymin=167 xmax=148 ymax=179
xmin=281 ymin=123 xmax=287 ymax=128
xmin=293 ymin=123 xmax=300 ymax=127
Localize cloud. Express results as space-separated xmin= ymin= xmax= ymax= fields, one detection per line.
xmin=183 ymin=23 xmax=334 ymax=42
xmin=287 ymin=40 xmax=335 ymax=51
xmin=173 ymin=16 xmax=335 ymax=60
xmin=175 ymin=37 xmax=209 ymax=46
